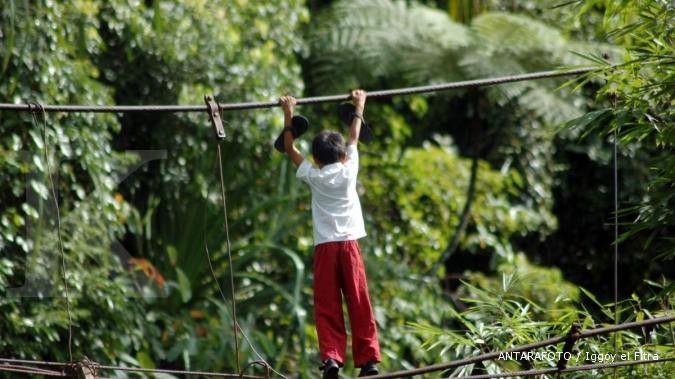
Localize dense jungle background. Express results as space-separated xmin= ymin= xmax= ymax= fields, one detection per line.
xmin=1 ymin=0 xmax=673 ymax=378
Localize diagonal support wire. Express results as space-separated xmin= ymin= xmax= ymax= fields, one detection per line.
xmin=217 ymin=142 xmax=241 ymax=373
xmin=202 ymin=142 xmax=287 ymax=378
xmin=30 ymin=103 xmax=74 ymax=362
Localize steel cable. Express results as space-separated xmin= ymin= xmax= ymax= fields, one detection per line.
xmin=0 ymin=315 xmax=672 ymax=379
xmin=202 ymin=142 xmax=286 ymax=378
xmin=92 ymin=364 xmax=264 ymax=378
xmin=612 ymin=97 xmax=620 ymax=379
xmin=447 ymin=357 xmax=674 ymax=379
xmin=0 ymin=68 xmax=596 ymax=113
xmin=0 ymin=363 xmax=66 ymax=377
xmin=364 ymin=315 xmax=675 ymax=379
xmin=0 ymin=359 xmax=262 ymax=379
xmin=30 ymin=104 xmax=74 ymax=362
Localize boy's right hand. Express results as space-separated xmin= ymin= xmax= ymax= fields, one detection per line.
xmin=280 ymin=95 xmax=297 ymax=116
xmin=351 ymin=89 xmax=367 ymax=114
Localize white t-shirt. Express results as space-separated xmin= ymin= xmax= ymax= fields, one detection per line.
xmin=296 ymin=144 xmax=366 ymax=245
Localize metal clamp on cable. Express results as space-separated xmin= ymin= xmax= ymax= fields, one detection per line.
xmin=239 ymin=360 xmax=271 ymax=379
xmin=74 ymin=358 xmax=98 ymax=379
xmin=557 ymin=323 xmax=581 ymax=370
xmin=204 ymin=95 xmax=226 ymax=140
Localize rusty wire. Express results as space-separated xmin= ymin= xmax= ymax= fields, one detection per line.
xmin=1 ymin=315 xmax=672 ymax=378
xmin=448 ymin=357 xmax=674 ymax=379
xmin=0 ymin=68 xmax=596 ymax=113
xmin=239 ymin=360 xmax=272 ymax=379
xmin=217 ymin=141 xmax=242 ymax=374
xmin=612 ymin=95 xmax=620 ymax=379
xmin=30 ymin=104 xmax=74 ymax=362
xmin=91 ymin=364 xmax=265 ymax=378
xmin=0 ymin=363 xmax=67 ymax=377
xmin=217 ymin=141 xmax=288 ymax=376
xmin=364 ymin=315 xmax=675 ymax=379
xmin=201 ymin=142 xmax=287 ymax=378
xmin=0 ymin=359 xmax=264 ymax=379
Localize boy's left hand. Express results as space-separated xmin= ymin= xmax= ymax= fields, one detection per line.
xmin=280 ymin=96 xmax=297 ymax=116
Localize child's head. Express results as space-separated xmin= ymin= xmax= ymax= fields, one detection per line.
xmin=312 ymin=131 xmax=346 ymax=166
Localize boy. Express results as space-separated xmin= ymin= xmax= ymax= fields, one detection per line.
xmin=280 ymin=90 xmax=381 ymax=378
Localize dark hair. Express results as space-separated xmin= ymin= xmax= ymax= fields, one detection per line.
xmin=312 ymin=131 xmax=346 ymax=165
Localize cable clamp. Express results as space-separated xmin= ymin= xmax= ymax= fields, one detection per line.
xmin=204 ymin=95 xmax=226 ymax=140
xmin=557 ymin=323 xmax=581 ymax=370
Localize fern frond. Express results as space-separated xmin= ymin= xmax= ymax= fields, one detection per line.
xmin=471 ymin=12 xmax=568 ymax=70
xmin=307 ymin=0 xmax=471 ymax=92
xmin=307 ymin=2 xmax=601 ymax=126
xmin=517 ymin=84 xmax=584 ymax=125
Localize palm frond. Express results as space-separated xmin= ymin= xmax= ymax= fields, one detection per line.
xmin=459 ymin=47 xmax=530 ymax=102
xmin=470 ymin=12 xmax=568 ymax=70
xmin=464 ymin=13 xmax=591 ymax=124
xmin=516 ymin=84 xmax=584 ymax=125
xmin=307 ymin=0 xmax=471 ymax=92
xmin=308 ymin=3 xmax=599 ymax=126
xmin=471 ymin=12 xmax=624 ymax=68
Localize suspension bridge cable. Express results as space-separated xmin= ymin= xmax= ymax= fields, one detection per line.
xmin=202 ymin=148 xmax=243 ymax=370
xmin=2 ymin=356 xmax=672 ymax=379
xmin=0 ymin=315 xmax=672 ymax=379
xmin=364 ymin=315 xmax=675 ymax=379
xmin=612 ymin=97 xmax=620 ymax=379
xmin=448 ymin=357 xmax=675 ymax=379
xmin=91 ymin=364 xmax=265 ymax=378
xmin=0 ymin=359 xmax=265 ymax=379
xmin=0 ymin=364 xmax=66 ymax=377
xmin=217 ymin=141 xmax=241 ymax=373
xmin=0 ymin=68 xmax=597 ymax=113
xmin=202 ymin=142 xmax=286 ymax=378
xmin=30 ymin=104 xmax=74 ymax=362
xmin=0 ymin=358 xmax=65 ymax=367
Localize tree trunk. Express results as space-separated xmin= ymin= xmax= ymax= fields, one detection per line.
xmin=430 ymin=154 xmax=479 ymax=275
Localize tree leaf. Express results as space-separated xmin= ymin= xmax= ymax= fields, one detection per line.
xmin=176 ymin=267 xmax=192 ymax=303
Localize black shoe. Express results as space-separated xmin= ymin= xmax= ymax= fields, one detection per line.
xmin=320 ymin=358 xmax=339 ymax=379
xmin=337 ymin=102 xmax=374 ymax=144
xmin=358 ymin=361 xmax=378 ymax=377
xmin=274 ymin=115 xmax=310 ymax=152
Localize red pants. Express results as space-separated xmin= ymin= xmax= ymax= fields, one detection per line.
xmin=313 ymin=240 xmax=381 ymax=367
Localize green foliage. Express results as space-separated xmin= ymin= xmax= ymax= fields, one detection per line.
xmin=305 ymin=0 xmax=620 ymax=124
xmin=366 ymin=258 xmax=454 ymax=371
xmin=463 ymin=254 xmax=580 ymax=320
xmin=478 ymin=0 xmax=609 ymax=40
xmin=446 ymin=0 xmax=489 ymax=24
xmin=362 ymin=145 xmax=551 ymax=270
xmin=0 ymin=0 xmax=312 ymax=374
xmin=0 ymin=0 xmax=146 ymax=363
xmin=411 ymin=269 xmax=674 ymax=378
xmin=1 ymin=1 xmax=672 ymax=378
xmin=306 ymin=0 xmax=471 ymax=88
xmin=565 ymin=1 xmax=674 ymax=258
xmin=86 ymin=0 xmax=312 ymax=374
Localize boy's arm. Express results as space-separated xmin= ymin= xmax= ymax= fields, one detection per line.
xmin=347 ymin=89 xmax=366 ymax=146
xmin=280 ymin=96 xmax=304 ymax=167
